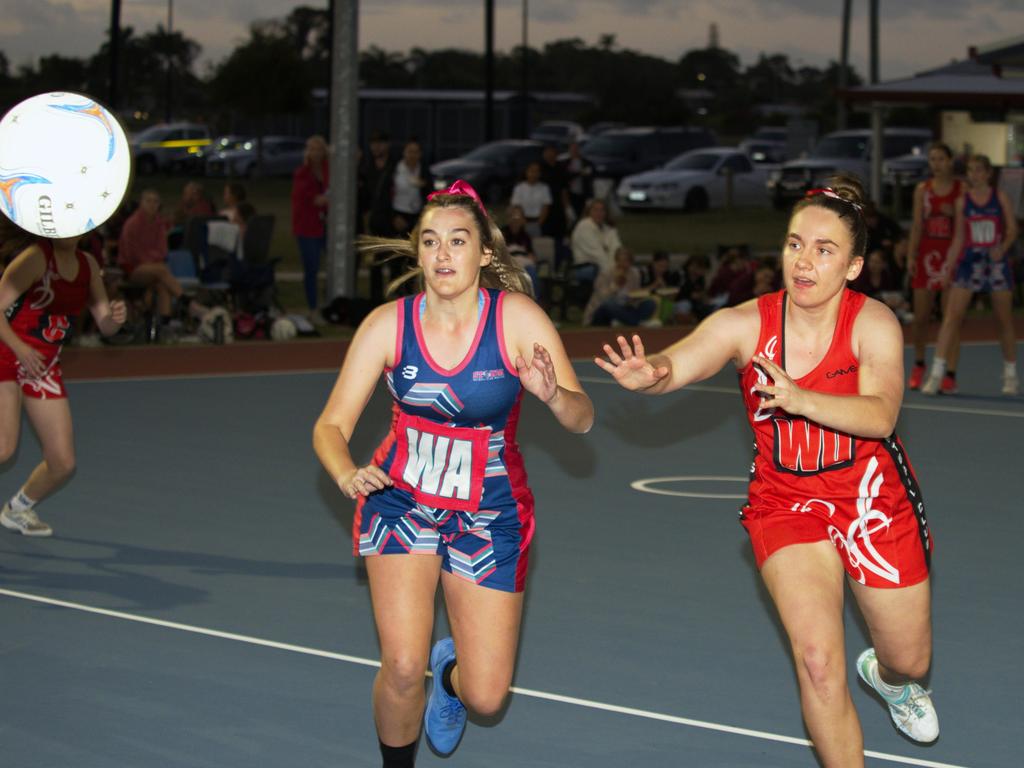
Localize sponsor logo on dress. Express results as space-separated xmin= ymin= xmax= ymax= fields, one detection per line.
xmin=472 ymin=368 xmax=505 ymax=381
xmin=401 ymin=365 xmax=418 ymax=380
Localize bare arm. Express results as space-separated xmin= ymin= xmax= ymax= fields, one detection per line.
xmin=594 ymin=302 xmax=758 ymax=395
xmin=753 ymin=299 xmax=904 ymax=438
xmin=312 ymin=303 xmax=397 ymax=499
xmin=85 ymin=254 xmax=126 ymax=336
xmin=503 ymin=292 xmax=594 ymax=433
xmin=904 ymin=182 xmax=926 ymax=277
xmin=0 ymin=245 xmax=47 ymax=377
xmin=994 ymin=189 xmax=1019 ymax=261
xmin=942 ymin=194 xmax=965 ymax=283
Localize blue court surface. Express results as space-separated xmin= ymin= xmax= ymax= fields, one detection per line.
xmin=1 ymin=341 xmax=1021 ymax=767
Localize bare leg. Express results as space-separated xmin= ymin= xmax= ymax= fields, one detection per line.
xmin=910 ymin=288 xmax=934 ymax=363
xmin=848 ymin=578 xmax=932 ymax=686
xmin=0 ymin=382 xmax=22 ymax=466
xmin=940 ymin=289 xmax=962 ymax=372
xmin=440 ymin=571 xmax=525 ymax=717
xmin=761 ymin=542 xmax=864 ymax=768
xmin=20 ymin=396 xmax=75 ymax=502
xmin=365 ymin=554 xmax=442 ymax=747
xmin=991 ymin=291 xmax=1017 ymax=364
xmin=932 ymin=287 xmax=972 ymax=362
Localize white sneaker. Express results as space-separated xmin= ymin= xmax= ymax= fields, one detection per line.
xmin=919 ymin=373 xmax=942 ymax=396
xmin=1002 ymin=373 xmax=1019 ymax=396
xmin=1 ymin=502 xmax=53 ymax=537
xmin=856 ymin=647 xmax=938 ymax=743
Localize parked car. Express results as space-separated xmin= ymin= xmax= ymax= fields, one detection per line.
xmin=581 ymin=126 xmax=717 ymax=183
xmin=529 ymin=120 xmax=584 ymax=151
xmin=130 ymin=122 xmax=211 ymax=175
xmin=739 ymin=138 xmax=788 ymax=164
xmin=767 ymin=128 xmax=932 ymax=208
xmin=617 ymin=147 xmax=774 ymax=211
xmin=205 ymin=135 xmax=307 ymax=177
xmin=430 ymin=140 xmax=545 ymax=204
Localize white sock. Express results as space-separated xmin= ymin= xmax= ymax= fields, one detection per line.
xmin=929 ymin=357 xmax=947 ymax=378
xmin=1004 ymin=361 xmax=1018 ymax=378
xmin=9 ymin=489 xmax=36 ymax=513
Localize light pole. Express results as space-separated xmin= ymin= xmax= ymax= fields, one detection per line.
xmin=520 ymin=0 xmax=529 ymax=138
xmin=164 ymin=0 xmax=174 ymax=122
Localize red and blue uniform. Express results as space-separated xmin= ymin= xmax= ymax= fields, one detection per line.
xmin=354 ymin=288 xmax=535 ymax=592
xmin=1 ymin=240 xmax=91 ymax=399
xmin=737 ymin=289 xmax=932 ymax=588
xmin=954 ymin=189 xmax=1012 ymax=293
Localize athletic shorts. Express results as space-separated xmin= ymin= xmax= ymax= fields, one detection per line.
xmin=911 ymin=243 xmax=950 ymax=291
xmin=0 ymin=346 xmax=67 ymax=399
xmin=353 ymin=485 xmax=535 ymax=593
xmin=953 ymin=248 xmax=1014 ymax=293
xmin=739 ymin=497 xmax=931 ymax=589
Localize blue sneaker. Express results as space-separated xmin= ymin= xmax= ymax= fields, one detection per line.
xmin=423 ymin=637 xmax=467 ymax=755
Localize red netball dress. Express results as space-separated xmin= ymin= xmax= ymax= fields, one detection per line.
xmin=1 ymin=239 xmax=92 ymax=398
xmin=912 ymin=178 xmax=962 ymax=291
xmin=737 ymin=289 xmax=932 ymax=587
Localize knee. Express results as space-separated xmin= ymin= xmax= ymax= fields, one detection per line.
xmin=45 ymin=451 xmax=76 ymax=480
xmin=457 ymin=672 xmax=511 ymax=717
xmin=880 ymin=649 xmax=931 ymax=682
xmin=0 ymin=434 xmax=16 ymax=464
xmin=794 ymin=642 xmax=846 ymax=698
xmin=379 ymin=653 xmax=428 ymax=698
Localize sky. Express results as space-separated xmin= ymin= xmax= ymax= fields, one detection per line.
xmin=1 ymin=0 xmax=1022 ymax=81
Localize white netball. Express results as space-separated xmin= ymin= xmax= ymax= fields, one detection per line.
xmin=0 ymin=91 xmax=131 ymax=238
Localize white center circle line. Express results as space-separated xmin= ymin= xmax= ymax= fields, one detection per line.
xmin=631 ymin=475 xmax=748 ymax=499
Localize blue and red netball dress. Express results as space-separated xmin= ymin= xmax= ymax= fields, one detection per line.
xmin=0 ymin=239 xmax=91 ymax=399
xmin=354 ymin=288 xmax=535 ymax=593
xmin=954 ymin=189 xmax=1012 ymax=293
xmin=912 ymin=178 xmax=962 ymax=291
xmin=737 ymin=289 xmax=932 ymax=588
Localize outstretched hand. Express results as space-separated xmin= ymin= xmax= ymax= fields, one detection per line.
xmin=594 ymin=334 xmax=669 ymax=391
xmin=516 ymin=342 xmax=558 ymax=403
xmin=752 ymin=355 xmax=805 ymax=414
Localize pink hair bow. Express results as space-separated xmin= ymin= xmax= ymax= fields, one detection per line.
xmin=428 ymin=179 xmax=489 ymax=218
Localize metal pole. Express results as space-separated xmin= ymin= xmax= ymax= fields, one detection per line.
xmin=869 ymin=0 xmax=880 ymax=85
xmin=164 ymin=0 xmax=174 ymax=122
xmin=327 ymin=0 xmax=359 ymax=300
xmin=869 ymin=0 xmax=882 ymax=204
xmin=837 ymin=0 xmax=851 ymax=129
xmin=520 ymin=0 xmax=529 ymax=138
xmin=484 ymin=0 xmax=495 ymax=141
xmin=108 ymin=0 xmax=122 ymax=109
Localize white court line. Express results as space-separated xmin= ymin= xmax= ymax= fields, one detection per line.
xmin=0 ymin=587 xmax=970 ymax=768
xmin=577 ymin=376 xmax=1024 ymax=419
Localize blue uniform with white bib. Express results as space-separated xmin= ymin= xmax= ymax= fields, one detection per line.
xmin=954 ymin=189 xmax=1012 ymax=293
xmin=353 ymin=288 xmax=535 ymax=592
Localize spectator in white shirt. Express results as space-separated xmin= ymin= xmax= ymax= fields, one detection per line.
xmin=391 ymin=139 xmax=432 ymax=236
xmin=570 ymin=198 xmax=622 ymax=280
xmin=510 ymin=162 xmax=552 ymax=238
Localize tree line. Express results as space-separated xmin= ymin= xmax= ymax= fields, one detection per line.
xmin=0 ymin=5 xmax=876 ymax=137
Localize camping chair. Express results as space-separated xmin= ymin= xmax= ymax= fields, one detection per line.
xmin=231 ymin=214 xmax=281 ymax=313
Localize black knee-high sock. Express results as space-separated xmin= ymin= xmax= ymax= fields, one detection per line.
xmin=380 ymin=740 xmax=416 ymax=768
xmin=441 ymin=661 xmax=457 ymax=697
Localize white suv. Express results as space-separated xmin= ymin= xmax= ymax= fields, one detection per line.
xmin=767 ymin=128 xmax=931 ymax=208
xmin=130 ymin=122 xmax=211 ymax=175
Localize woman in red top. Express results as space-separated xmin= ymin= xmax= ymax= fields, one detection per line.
xmin=117 ymin=189 xmax=186 ymax=322
xmin=291 ymin=135 xmax=330 ymax=313
xmin=597 ymin=175 xmax=937 ymax=766
xmin=0 ymin=230 xmax=126 ymax=537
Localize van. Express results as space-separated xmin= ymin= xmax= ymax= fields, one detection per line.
xmin=581 ymin=126 xmax=717 ymax=183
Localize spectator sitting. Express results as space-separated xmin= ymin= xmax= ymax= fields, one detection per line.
xmin=706 ymin=245 xmax=752 ymax=310
xmin=643 ymin=251 xmax=682 ymax=323
xmin=117 ymin=189 xmax=186 ymax=325
xmin=583 ymin=247 xmax=659 ymax=327
xmin=174 ymin=181 xmax=215 ymax=226
xmin=501 ymin=205 xmax=538 ymax=290
xmin=570 ymin=198 xmax=622 ymax=282
xmin=850 ymin=249 xmax=912 ymax=320
xmin=673 ymin=253 xmax=712 ymax=323
xmin=220 ymin=181 xmax=248 ymax=226
xmin=510 ymin=161 xmax=552 ymax=239
xmin=726 ymin=257 xmax=781 ymax=307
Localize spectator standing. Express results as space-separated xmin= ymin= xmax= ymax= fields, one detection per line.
xmin=510 ymin=162 xmax=551 ymax=239
xmin=291 ymin=135 xmax=330 ymax=314
xmin=359 ymin=130 xmax=398 ymax=304
xmin=539 ymin=145 xmax=571 ymax=241
xmin=564 ymin=141 xmax=593 ymax=219
xmin=391 ymin=139 xmax=432 ymax=237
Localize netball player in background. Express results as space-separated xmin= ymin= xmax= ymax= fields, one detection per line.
xmin=921 ymin=154 xmax=1020 ymax=396
xmin=313 ymin=181 xmax=593 ymax=767
xmin=905 ymin=142 xmax=963 ymax=392
xmin=597 ymin=175 xmax=938 ymax=766
xmin=0 ymin=224 xmax=127 ymax=536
